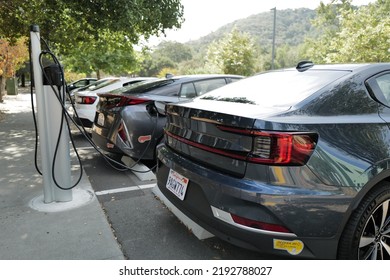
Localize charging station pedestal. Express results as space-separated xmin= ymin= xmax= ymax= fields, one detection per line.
xmin=30 ymin=25 xmax=72 ymax=203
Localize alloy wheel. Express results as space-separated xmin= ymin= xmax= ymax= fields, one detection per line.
xmin=359 ymin=199 xmax=390 ymax=259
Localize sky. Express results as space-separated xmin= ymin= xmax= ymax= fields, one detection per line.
xmin=147 ymin=0 xmax=375 ymax=45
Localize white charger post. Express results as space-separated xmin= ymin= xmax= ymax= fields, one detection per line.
xmin=30 ymin=24 xmax=72 ymax=203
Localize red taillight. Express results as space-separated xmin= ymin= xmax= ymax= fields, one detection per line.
xmin=216 ymin=125 xmax=317 ymax=165
xmin=249 ymin=131 xmax=317 ymax=165
xmin=79 ymin=96 xmax=97 ymax=104
xmin=119 ymin=97 xmax=150 ymax=107
xmin=99 ymin=94 xmax=149 ymax=108
xmin=231 ymin=214 xmax=291 ymax=233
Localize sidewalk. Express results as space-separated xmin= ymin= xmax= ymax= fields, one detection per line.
xmin=0 ymin=91 xmax=124 ymax=260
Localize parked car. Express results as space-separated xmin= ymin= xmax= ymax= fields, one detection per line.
xmin=73 ymin=77 xmax=155 ymax=127
xmin=66 ymin=77 xmax=118 ymax=107
xmin=91 ymin=74 xmax=243 ymax=160
xmin=66 ymin=77 xmax=97 ymax=93
xmin=155 ymin=62 xmax=390 ymax=259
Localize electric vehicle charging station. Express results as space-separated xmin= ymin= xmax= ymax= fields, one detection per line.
xmin=30 ymin=25 xmax=72 ymax=204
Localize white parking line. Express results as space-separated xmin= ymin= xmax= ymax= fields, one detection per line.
xmin=95 ymin=183 xmax=156 ymax=196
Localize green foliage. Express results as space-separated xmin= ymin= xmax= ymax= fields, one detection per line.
xmin=304 ymin=0 xmax=390 ymax=63
xmin=138 ymin=52 xmax=176 ymax=77
xmin=206 ymin=28 xmax=257 ymax=76
xmin=154 ymin=41 xmax=193 ymax=63
xmin=0 ymin=0 xmax=183 ymax=46
xmin=62 ymin=30 xmax=139 ymax=78
xmin=0 ymin=0 xmax=184 ymax=76
xmin=138 ymin=41 xmax=193 ymax=76
xmin=157 ymin=67 xmax=178 ymax=78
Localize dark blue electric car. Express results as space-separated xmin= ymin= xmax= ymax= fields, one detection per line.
xmin=156 ymin=63 xmax=390 ymax=259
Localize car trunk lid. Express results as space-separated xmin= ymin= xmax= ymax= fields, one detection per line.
xmin=164 ymin=100 xmax=291 ymax=177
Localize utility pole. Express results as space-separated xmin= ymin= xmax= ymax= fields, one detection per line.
xmin=271 ymin=7 xmax=276 ymax=70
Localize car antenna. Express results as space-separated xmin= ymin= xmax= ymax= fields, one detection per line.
xmin=296 ymin=60 xmax=314 ymax=72
xmin=165 ymin=73 xmax=174 ymax=79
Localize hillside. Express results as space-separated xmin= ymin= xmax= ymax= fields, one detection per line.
xmin=185 ymin=8 xmax=317 ymax=54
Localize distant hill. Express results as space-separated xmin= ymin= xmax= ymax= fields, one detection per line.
xmin=185 ymin=8 xmax=317 ymax=53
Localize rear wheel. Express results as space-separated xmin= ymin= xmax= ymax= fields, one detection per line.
xmin=338 ymin=183 xmax=390 ymax=259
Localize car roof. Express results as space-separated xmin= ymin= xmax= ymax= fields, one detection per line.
xmin=170 ymin=74 xmax=244 ymax=81
xmin=280 ymin=63 xmax=382 ymax=73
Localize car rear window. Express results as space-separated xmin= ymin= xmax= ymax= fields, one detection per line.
xmin=90 ymin=79 xmax=120 ymax=91
xmin=122 ymin=79 xmax=175 ymax=94
xmin=200 ymin=70 xmax=349 ymax=107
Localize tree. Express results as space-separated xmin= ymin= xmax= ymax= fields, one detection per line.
xmin=137 ymin=41 xmax=193 ymax=76
xmin=0 ymin=37 xmax=29 ymax=102
xmin=0 ymin=0 xmax=184 ymax=76
xmin=206 ymin=28 xmax=257 ymax=76
xmin=0 ymin=0 xmax=183 ymax=47
xmin=304 ymin=0 xmax=390 ymax=63
xmin=62 ymin=30 xmax=139 ymax=78
xmin=330 ymin=0 xmax=390 ymax=62
xmin=154 ymin=41 xmax=193 ymax=64
xmin=138 ymin=51 xmax=176 ymax=77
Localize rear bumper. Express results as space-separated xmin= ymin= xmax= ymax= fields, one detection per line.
xmin=73 ymin=115 xmax=93 ymax=128
xmin=156 ymin=144 xmax=348 ymax=259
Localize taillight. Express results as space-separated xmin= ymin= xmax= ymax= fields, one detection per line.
xmin=98 ymin=94 xmax=149 ymax=109
xmin=78 ymin=96 xmax=97 ymax=104
xmin=249 ymin=131 xmax=317 ymax=165
xmin=119 ymin=97 xmax=150 ymax=107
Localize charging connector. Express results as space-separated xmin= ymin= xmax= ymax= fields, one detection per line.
xmin=43 ymin=64 xmax=63 ymax=87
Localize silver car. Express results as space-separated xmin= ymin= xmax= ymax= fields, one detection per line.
xmin=91 ymin=74 xmax=243 ymax=160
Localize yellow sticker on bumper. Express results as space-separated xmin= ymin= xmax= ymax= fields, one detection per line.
xmin=273 ymin=239 xmax=304 ymax=255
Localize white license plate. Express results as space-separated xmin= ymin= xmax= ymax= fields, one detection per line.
xmin=166 ymin=169 xmax=189 ymax=200
xmin=97 ymin=113 xmax=105 ymax=126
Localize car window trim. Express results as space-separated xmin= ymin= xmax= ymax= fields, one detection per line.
xmin=366 ymin=71 xmax=390 ymax=107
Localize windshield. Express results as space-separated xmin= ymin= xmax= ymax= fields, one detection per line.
xmin=200 ymin=70 xmax=349 ymax=107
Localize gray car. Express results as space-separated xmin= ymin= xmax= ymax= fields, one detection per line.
xmin=156 ymin=62 xmax=390 ymax=259
xmin=91 ymin=74 xmax=243 ymax=160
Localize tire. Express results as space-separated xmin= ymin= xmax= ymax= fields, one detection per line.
xmin=338 ymin=182 xmax=390 ymax=259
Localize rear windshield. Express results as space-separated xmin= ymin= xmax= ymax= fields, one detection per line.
xmin=119 ymin=79 xmax=175 ymax=94
xmin=90 ymin=79 xmax=120 ymax=91
xmin=200 ymin=70 xmax=349 ymax=107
